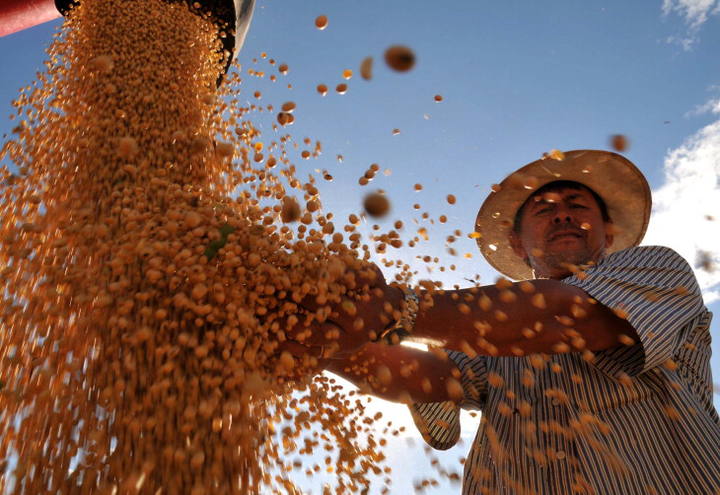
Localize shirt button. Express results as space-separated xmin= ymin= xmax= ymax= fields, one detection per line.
xmin=556 ymin=451 xmax=566 ymax=460
xmin=551 ymin=398 xmax=560 ymax=406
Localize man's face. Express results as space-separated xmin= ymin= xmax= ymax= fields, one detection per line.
xmin=509 ymin=186 xmax=613 ymax=279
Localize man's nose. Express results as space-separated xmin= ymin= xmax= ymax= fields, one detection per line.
xmin=552 ymin=206 xmax=573 ymax=224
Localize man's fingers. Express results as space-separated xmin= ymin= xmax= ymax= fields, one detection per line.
xmin=284 ymin=318 xmax=345 ymax=348
xmin=359 ymin=262 xmax=386 ymax=285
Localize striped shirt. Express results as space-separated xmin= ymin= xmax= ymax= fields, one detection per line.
xmin=410 ymin=246 xmax=720 ymax=494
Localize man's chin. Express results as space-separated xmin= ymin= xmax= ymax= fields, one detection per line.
xmin=542 ymin=249 xmax=593 ymax=270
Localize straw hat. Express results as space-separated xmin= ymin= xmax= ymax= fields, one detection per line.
xmin=475 ymin=149 xmax=651 ymax=280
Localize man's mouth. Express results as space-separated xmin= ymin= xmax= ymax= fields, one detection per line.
xmin=547 ymin=230 xmax=584 ymax=242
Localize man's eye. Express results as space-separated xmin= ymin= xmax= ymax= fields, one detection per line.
xmin=535 ymin=207 xmax=551 ymax=215
xmin=570 ymin=204 xmax=587 ymax=209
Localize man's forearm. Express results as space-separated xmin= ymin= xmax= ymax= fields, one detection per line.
xmin=325 ymin=342 xmax=464 ymax=404
xmin=411 ymin=279 xmax=636 ymax=357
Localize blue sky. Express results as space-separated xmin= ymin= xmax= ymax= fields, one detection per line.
xmin=2 ymin=0 xmax=720 ymax=493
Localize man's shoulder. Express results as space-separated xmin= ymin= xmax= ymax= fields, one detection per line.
xmin=600 ymin=245 xmax=691 ymax=270
xmin=585 ymin=245 xmax=704 ymax=301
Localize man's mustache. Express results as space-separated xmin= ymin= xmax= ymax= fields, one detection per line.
xmin=546 ymin=225 xmax=586 ymax=241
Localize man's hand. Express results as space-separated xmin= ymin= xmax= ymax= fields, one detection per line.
xmin=278 ymin=320 xmax=363 ymax=365
xmin=293 ymin=341 xmax=466 ymax=405
xmin=280 ymin=262 xmax=404 ymax=364
xmin=320 ymin=263 xmax=404 ymax=344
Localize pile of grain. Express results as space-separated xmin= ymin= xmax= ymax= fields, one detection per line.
xmin=0 ymin=1 xmax=397 ymax=493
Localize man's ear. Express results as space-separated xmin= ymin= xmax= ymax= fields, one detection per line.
xmin=604 ymin=222 xmax=615 ymax=249
xmin=508 ymin=230 xmax=527 ymax=260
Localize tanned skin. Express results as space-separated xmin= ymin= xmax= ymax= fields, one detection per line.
xmin=282 ymin=185 xmax=638 ymax=404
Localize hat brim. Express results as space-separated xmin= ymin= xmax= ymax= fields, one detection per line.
xmin=475 ymin=149 xmax=651 ymax=280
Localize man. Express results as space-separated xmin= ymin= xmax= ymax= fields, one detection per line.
xmin=284 ymin=150 xmax=720 ymax=494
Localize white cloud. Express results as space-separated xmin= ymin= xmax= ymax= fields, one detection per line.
xmin=642 ymin=105 xmax=720 ymax=304
xmin=661 ymin=0 xmax=720 ymax=49
xmin=663 ymin=0 xmax=720 ymax=28
xmin=686 ymin=97 xmax=720 ymax=117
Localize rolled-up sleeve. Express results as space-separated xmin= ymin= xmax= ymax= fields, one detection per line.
xmin=408 ymin=350 xmax=488 ymax=450
xmin=562 ymin=245 xmax=705 ymax=378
